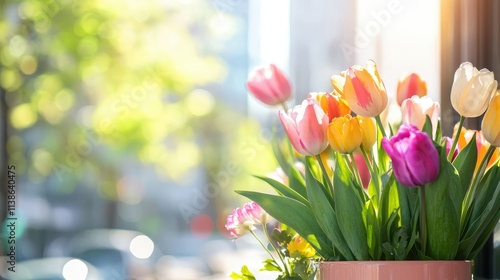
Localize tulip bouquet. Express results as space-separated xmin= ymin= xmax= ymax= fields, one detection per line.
xmin=227 ymin=61 xmax=500 ymax=279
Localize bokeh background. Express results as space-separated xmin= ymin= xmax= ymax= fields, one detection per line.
xmin=0 ymin=0 xmax=498 ymax=279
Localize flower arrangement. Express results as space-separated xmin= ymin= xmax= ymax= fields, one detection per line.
xmin=226 ymin=61 xmax=500 ymax=279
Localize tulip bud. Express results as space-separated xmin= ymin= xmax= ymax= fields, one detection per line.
xmin=246 ymin=64 xmax=292 ymax=106
xmin=401 ymin=96 xmax=440 ymax=135
xmin=279 ymin=99 xmax=329 ymax=156
xmin=442 ymin=136 xmax=458 ymax=162
xmin=353 ymin=153 xmax=370 ymax=189
xmin=357 ymin=116 xmax=376 ymax=152
xmin=309 ymin=92 xmax=351 ymax=123
xmin=396 ymin=73 xmax=427 ymax=106
xmin=342 ymin=60 xmax=388 ymax=117
xmin=481 ymin=93 xmax=500 ymax=146
xmin=450 ymin=62 xmax=497 ymax=117
xmin=382 ymin=124 xmax=440 ymax=187
xmin=327 ymin=115 xmax=362 ymax=154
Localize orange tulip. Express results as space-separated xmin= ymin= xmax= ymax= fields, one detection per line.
xmin=396 ymin=73 xmax=427 ymax=106
xmin=309 ymin=92 xmax=351 ymax=123
xmin=454 ymin=125 xmax=499 ymax=170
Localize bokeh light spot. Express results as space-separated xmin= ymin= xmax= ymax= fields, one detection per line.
xmin=55 ymin=89 xmax=75 ymax=111
xmin=62 ymin=259 xmax=88 ymax=280
xmin=186 ymin=89 xmax=215 ymax=117
xmin=190 ymin=214 xmax=214 ymax=238
xmin=1 ymin=69 xmax=21 ymax=91
xmin=10 ymin=103 xmax=37 ymax=129
xmin=130 ymin=235 xmax=154 ymax=259
xmin=20 ymin=55 xmax=38 ymax=75
xmin=32 ymin=149 xmax=54 ymax=176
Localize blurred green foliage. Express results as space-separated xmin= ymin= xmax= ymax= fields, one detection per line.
xmin=0 ymin=0 xmax=277 ymax=205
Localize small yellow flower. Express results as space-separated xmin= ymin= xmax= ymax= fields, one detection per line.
xmin=287 ymin=236 xmax=316 ymax=258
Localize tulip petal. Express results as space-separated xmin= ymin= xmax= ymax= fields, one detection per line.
xmin=279 ymin=110 xmax=308 ymax=155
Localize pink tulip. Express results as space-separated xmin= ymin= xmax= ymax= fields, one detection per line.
xmin=246 ymin=64 xmax=292 ymax=106
xmin=225 ymin=202 xmax=271 ymax=238
xmin=279 ymin=99 xmax=329 ymax=156
xmin=401 ymin=96 xmax=440 ymax=135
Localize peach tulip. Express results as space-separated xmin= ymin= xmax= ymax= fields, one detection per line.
xmin=401 ymin=96 xmax=440 ymax=135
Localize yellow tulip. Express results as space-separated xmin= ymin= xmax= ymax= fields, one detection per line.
xmin=341 ymin=60 xmax=388 ymax=117
xmin=357 ymin=116 xmax=376 ymax=152
xmin=327 ymin=115 xmax=362 ymax=154
xmin=482 ymin=93 xmax=500 ymax=146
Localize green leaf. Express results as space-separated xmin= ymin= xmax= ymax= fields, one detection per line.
xmin=304 ymin=160 xmax=354 ymax=260
xmin=434 ymin=119 xmax=442 ymax=142
xmin=333 ymin=153 xmax=369 ymax=260
xmin=230 ymin=265 xmax=256 ymax=280
xmin=254 ymin=175 xmax=309 ymax=206
xmin=261 ymin=259 xmax=282 ymax=272
xmin=470 ymin=165 xmax=500 ymax=229
xmin=421 ymin=115 xmax=434 ymax=139
xmin=452 ymin=132 xmax=477 ymax=207
xmin=288 ymin=165 xmax=307 ymax=198
xmin=424 ymin=148 xmax=460 ymax=260
xmin=364 ymin=199 xmax=381 ymax=260
xmin=380 ymin=174 xmax=400 ymax=240
xmin=236 ymin=191 xmax=334 ymax=258
xmin=457 ymin=173 xmax=500 ymax=259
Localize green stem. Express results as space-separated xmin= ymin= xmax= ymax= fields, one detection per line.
xmin=447 ymin=116 xmax=465 ymax=162
xmin=316 ymin=154 xmax=334 ymax=192
xmin=375 ymin=115 xmax=387 ymax=138
xmin=250 ymin=229 xmax=285 ymax=274
xmin=419 ymin=186 xmax=427 ymax=256
xmin=281 ymin=102 xmax=289 ymax=111
xmin=262 ymin=223 xmax=291 ymax=276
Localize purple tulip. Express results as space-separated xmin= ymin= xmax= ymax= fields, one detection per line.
xmin=382 ymin=124 xmax=440 ymax=187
